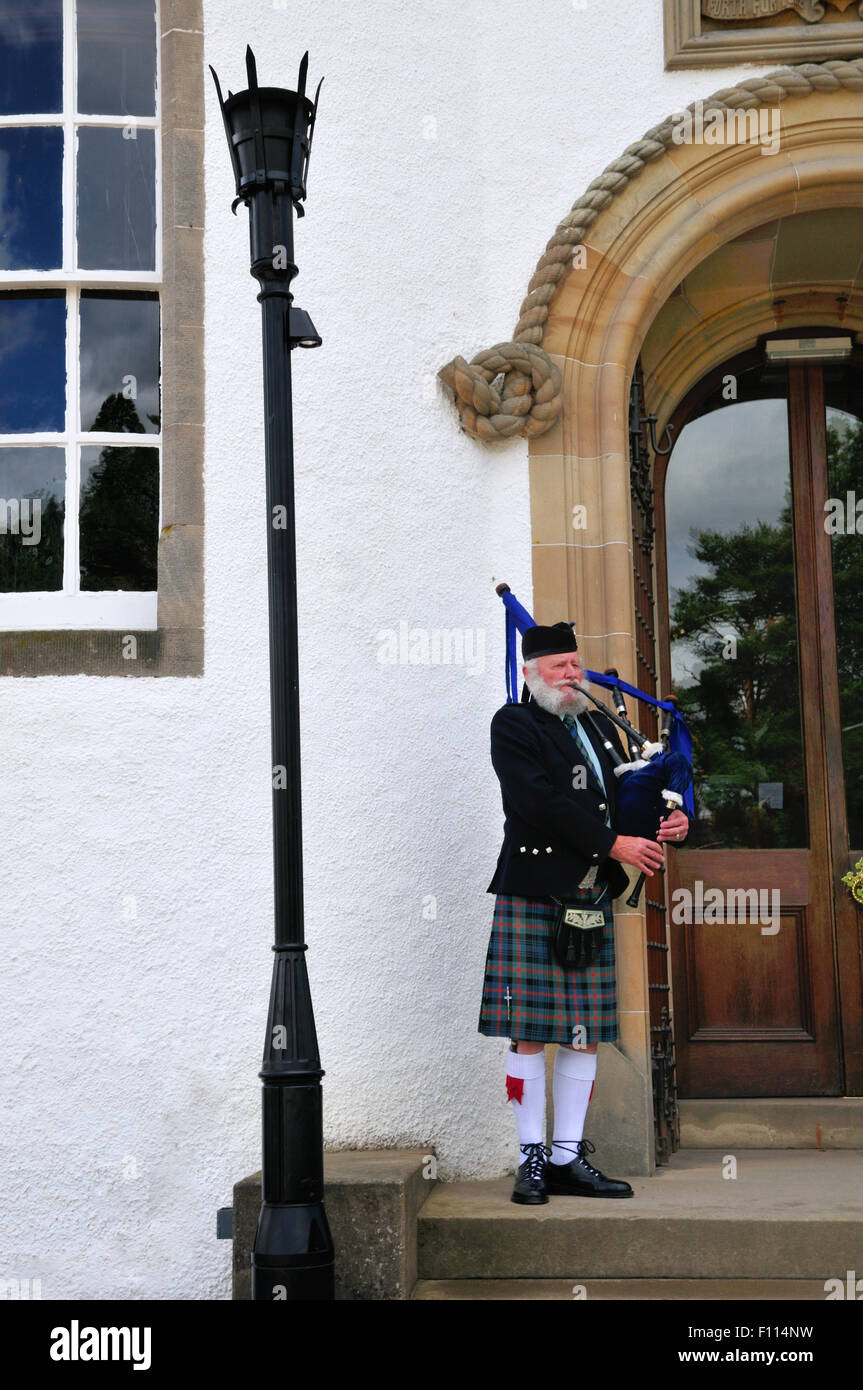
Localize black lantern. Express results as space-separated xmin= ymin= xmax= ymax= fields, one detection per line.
xmin=211 ymin=46 xmax=322 ymax=276
xmin=211 ymin=46 xmax=333 ymax=1302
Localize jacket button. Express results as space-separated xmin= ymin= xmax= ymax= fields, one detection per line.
xmin=546 ymin=847 xmax=552 ymax=853
xmin=519 ymin=846 xmax=526 ymax=853
xmin=598 ymin=803 xmax=607 ymax=812
xmin=592 ymin=852 xmax=599 ymax=860
xmin=532 ymin=848 xmax=539 ymax=855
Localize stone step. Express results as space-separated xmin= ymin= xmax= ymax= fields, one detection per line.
xmin=413 ymin=1278 xmax=830 ymax=1300
xmin=417 ymin=1150 xmax=863 ymax=1281
xmin=679 ymin=1098 xmax=863 ymax=1149
xmin=233 ymin=1150 xmax=435 ymax=1300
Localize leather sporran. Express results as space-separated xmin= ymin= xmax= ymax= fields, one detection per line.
xmin=550 ymin=898 xmax=605 ymax=970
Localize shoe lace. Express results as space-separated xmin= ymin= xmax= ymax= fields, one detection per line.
xmin=519 ymin=1142 xmax=550 ymax=1181
xmin=553 ymin=1138 xmax=602 ymax=1177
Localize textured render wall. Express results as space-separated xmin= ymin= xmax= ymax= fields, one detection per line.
xmin=3 ymin=0 xmax=765 ymax=1299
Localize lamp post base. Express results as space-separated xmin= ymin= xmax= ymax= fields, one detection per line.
xmin=252 ymin=1202 xmax=334 ymax=1301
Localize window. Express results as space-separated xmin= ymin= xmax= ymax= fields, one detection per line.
xmin=0 ymin=0 xmax=161 ymax=630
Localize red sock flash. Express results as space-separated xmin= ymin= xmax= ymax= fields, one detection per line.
xmin=505 ymin=1075 xmax=524 ymax=1105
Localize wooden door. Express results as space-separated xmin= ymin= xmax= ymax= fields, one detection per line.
xmin=656 ymin=346 xmax=863 ymax=1097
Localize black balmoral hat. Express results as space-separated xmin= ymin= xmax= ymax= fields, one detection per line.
xmin=522 ymin=621 xmax=578 ymax=661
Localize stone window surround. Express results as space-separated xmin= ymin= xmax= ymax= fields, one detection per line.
xmin=665 ymin=0 xmax=863 ymax=68
xmin=0 ymin=0 xmax=204 ymax=678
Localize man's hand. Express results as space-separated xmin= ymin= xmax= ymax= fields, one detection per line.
xmin=656 ymin=810 xmax=689 ymax=843
xmin=608 ymin=835 xmax=665 ymax=875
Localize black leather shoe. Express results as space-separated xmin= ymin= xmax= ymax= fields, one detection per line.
xmin=511 ymin=1142 xmax=550 ymax=1204
xmin=544 ymin=1139 xmax=633 ymax=1198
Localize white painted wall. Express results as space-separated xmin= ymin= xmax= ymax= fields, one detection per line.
xmin=3 ymin=0 xmax=766 ymax=1298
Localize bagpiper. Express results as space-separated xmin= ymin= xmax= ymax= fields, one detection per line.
xmin=478 ymin=619 xmax=689 ymax=1203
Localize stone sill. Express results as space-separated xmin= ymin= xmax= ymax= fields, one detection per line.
xmin=0 ymin=627 xmax=203 ymax=677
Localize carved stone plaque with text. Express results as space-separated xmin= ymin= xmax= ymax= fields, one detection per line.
xmin=702 ymin=0 xmax=862 ymax=19
xmin=668 ymin=0 xmax=863 ymax=67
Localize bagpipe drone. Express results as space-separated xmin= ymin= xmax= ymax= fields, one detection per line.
xmin=496 ymin=582 xmax=694 ymax=908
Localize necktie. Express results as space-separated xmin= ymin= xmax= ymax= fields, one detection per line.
xmin=563 ymin=713 xmax=611 ymax=827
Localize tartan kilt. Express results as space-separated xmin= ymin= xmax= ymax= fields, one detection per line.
xmin=477 ymin=891 xmax=619 ymax=1045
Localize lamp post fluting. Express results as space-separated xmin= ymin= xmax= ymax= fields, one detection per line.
xmin=211 ymin=45 xmax=333 ymax=1301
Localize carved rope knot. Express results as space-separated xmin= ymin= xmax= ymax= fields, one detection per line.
xmin=437 ymin=341 xmax=563 ymax=442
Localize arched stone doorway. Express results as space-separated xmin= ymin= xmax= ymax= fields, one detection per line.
xmin=525 ymin=77 xmax=863 ymax=1164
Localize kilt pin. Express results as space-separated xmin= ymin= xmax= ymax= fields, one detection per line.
xmin=477 ymin=694 xmax=632 ymax=1047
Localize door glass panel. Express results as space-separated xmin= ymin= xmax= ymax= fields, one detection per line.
xmin=665 ymin=393 xmax=808 ymax=848
xmin=825 ymin=402 xmax=863 ymax=849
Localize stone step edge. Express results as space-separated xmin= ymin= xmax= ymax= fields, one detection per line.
xmin=679 ymin=1098 xmax=863 ymax=1148
xmin=412 ymin=1277 xmax=832 ymax=1301
xmin=417 ymin=1208 xmax=863 ymax=1279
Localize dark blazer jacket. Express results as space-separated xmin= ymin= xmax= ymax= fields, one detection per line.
xmin=487 ymin=697 xmax=631 ymax=901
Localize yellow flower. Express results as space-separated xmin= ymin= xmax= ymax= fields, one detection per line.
xmin=841 ymin=858 xmax=863 ymax=906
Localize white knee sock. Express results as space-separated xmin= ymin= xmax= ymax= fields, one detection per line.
xmin=505 ymin=1047 xmax=546 ymax=1149
xmin=550 ymin=1046 xmax=597 ymax=1165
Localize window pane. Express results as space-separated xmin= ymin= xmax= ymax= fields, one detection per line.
xmin=79 ymin=445 xmax=158 ymax=590
xmin=666 ymin=392 xmax=808 ymax=849
xmin=0 ymin=128 xmax=63 ymax=269
xmin=80 ymin=293 xmax=160 ymax=434
xmin=77 ymin=127 xmax=156 ymax=271
xmin=0 ymin=446 xmax=65 ymax=592
xmin=77 ymin=0 xmax=157 ymax=117
xmin=0 ymin=0 xmax=62 ymax=115
xmin=0 ymin=292 xmax=66 ymax=432
xmin=825 ymin=405 xmax=863 ymax=848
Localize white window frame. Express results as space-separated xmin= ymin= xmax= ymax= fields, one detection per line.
xmin=0 ymin=0 xmax=161 ymax=631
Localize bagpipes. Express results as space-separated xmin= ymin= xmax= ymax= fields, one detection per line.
xmin=496 ymin=583 xmax=694 ymax=908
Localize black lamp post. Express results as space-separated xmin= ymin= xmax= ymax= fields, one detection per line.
xmin=211 ymin=46 xmax=333 ymax=1301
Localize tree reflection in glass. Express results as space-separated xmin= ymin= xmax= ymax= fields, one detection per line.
xmin=0 ymin=446 xmax=65 ymax=591
xmin=79 ymin=393 xmax=158 ymax=591
xmin=79 ymin=292 xmax=160 ymax=434
xmin=665 ymin=396 xmax=808 ymax=849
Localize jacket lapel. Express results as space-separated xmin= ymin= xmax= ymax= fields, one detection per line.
xmin=528 ymin=701 xmax=606 ymax=797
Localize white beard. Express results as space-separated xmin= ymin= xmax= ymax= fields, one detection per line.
xmin=524 ymin=668 xmax=590 ymax=717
